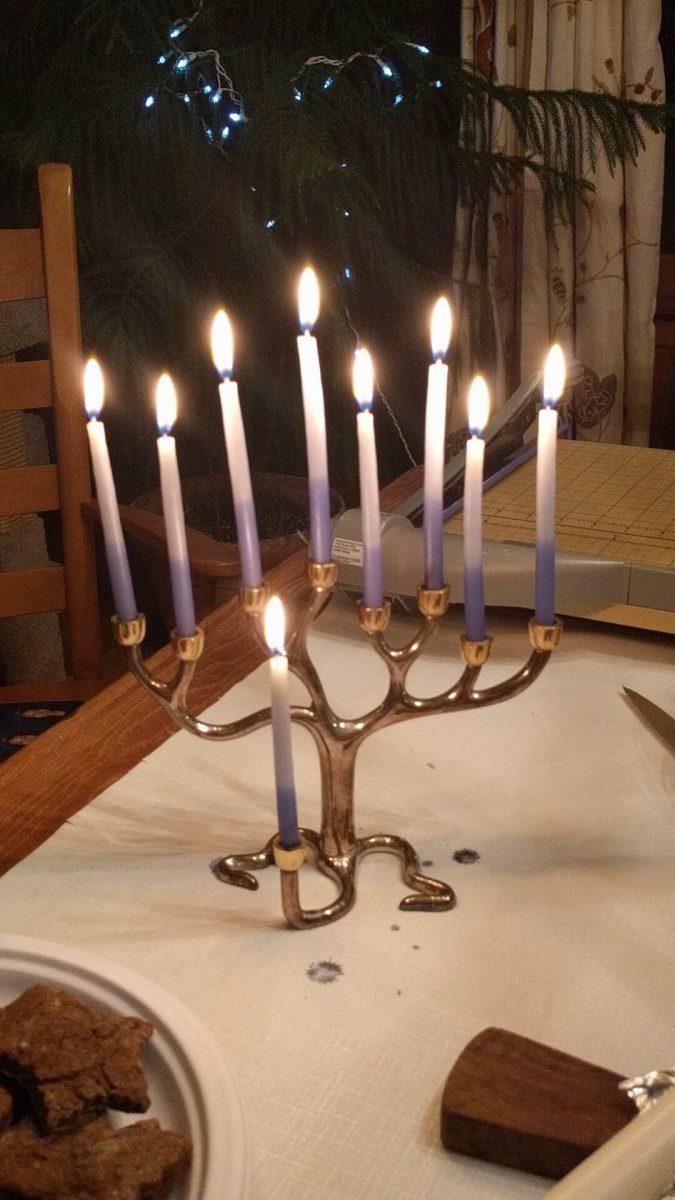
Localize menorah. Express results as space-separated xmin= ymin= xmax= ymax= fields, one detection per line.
xmin=113 ymin=560 xmax=561 ymax=929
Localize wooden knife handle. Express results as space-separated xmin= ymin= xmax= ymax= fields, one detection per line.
xmin=441 ymin=1028 xmax=636 ymax=1180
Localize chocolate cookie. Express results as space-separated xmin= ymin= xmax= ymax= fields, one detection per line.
xmin=0 ymin=1116 xmax=191 ymax=1199
xmin=0 ymin=986 xmax=153 ymax=1133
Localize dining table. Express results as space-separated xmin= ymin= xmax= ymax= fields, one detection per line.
xmin=0 ymin=526 xmax=673 ymax=1200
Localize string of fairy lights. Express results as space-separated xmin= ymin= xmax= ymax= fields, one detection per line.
xmin=141 ymin=4 xmax=435 ymax=466
xmin=142 ymin=6 xmax=442 ymax=189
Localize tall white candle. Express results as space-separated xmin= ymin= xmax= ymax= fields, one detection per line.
xmin=423 ymin=297 xmax=451 ymax=589
xmin=264 ymin=595 xmax=300 ymax=849
xmin=211 ymin=310 xmax=262 ymax=589
xmin=353 ymin=348 xmax=383 ymax=608
xmin=296 ymin=267 xmax=332 ymax=564
xmin=155 ymin=374 xmax=196 ymax=638
xmin=542 ymin=1085 xmax=675 ymax=1200
xmin=535 ymin=344 xmax=565 ymax=626
xmin=463 ymin=376 xmax=490 ymax=642
xmin=83 ymin=360 xmax=138 ymax=622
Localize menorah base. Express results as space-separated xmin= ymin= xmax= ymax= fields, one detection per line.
xmin=212 ymin=828 xmax=456 ymax=929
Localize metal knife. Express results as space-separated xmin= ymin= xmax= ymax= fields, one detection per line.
xmin=623 ymin=687 xmax=675 ymax=755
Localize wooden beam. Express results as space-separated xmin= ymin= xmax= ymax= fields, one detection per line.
xmin=0 ymin=361 xmax=52 ymax=413
xmin=0 ymin=566 xmax=65 ymax=618
xmin=0 ymin=465 xmax=59 ymax=517
xmin=38 ymin=164 xmax=100 ymax=681
xmin=0 ymin=547 xmax=311 ymax=877
xmin=0 ymin=228 xmax=44 ymax=302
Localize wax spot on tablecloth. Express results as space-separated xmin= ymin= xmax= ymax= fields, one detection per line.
xmin=453 ymin=848 xmax=480 ymax=864
xmin=307 ymin=960 xmax=343 ymax=984
xmin=390 ymin=924 xmax=400 ymax=932
xmin=426 ymin=762 xmax=436 ymax=770
xmin=412 ymin=945 xmax=420 ymax=950
xmin=421 ymin=859 xmax=433 ymax=867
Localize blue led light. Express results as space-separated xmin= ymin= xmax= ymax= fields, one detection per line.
xmin=393 ymin=93 xmax=403 ymax=105
xmin=381 ymin=63 xmax=394 ymax=78
xmin=266 ymin=219 xmax=276 ymax=229
xmin=210 ymin=92 xmax=221 ymax=103
xmin=144 ymin=95 xmax=156 ymax=108
xmin=343 ymin=209 xmax=350 ymax=217
xmin=293 ymin=88 xmax=302 ymax=102
xmin=341 ymin=161 xmax=348 ymax=168
xmin=157 ymin=55 xmax=166 ymax=65
xmin=229 ymin=111 xmax=242 ymax=122
xmin=169 ymin=27 xmax=181 ymax=38
xmin=221 ymin=126 xmax=230 ymax=138
xmin=344 ymin=266 xmax=352 ymax=280
xmin=416 ymin=44 xmax=430 ymax=54
xmin=250 ymin=185 xmax=257 ymax=193
xmin=323 ymin=76 xmax=334 ymax=90
xmin=203 ymin=84 xmax=212 ymax=94
xmin=434 ymin=79 xmax=442 ymax=88
xmin=206 ymin=128 xmax=214 ymax=141
xmin=176 ymin=56 xmax=189 ymax=71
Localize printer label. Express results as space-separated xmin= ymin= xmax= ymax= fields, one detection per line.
xmin=332 ymin=537 xmax=363 ymax=567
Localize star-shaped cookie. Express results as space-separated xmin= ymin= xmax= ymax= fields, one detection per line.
xmin=0 ymin=1116 xmax=191 ymax=1199
xmin=0 ymin=986 xmax=153 ymax=1132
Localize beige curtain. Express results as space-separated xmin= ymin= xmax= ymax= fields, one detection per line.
xmin=456 ymin=0 xmax=665 ymax=445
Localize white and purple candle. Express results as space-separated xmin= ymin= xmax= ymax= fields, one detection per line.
xmin=83 ymin=359 xmax=138 ymax=622
xmin=535 ymin=344 xmax=565 ymax=626
xmin=211 ymin=310 xmax=263 ymax=589
xmin=463 ymin=375 xmax=490 ymax=642
xmin=297 ymin=266 xmax=332 ymax=564
xmin=155 ymin=373 xmax=196 ymax=638
xmin=353 ymin=348 xmax=383 ymax=609
xmin=264 ymin=595 xmax=300 ymax=849
xmin=423 ymin=297 xmax=452 ymax=589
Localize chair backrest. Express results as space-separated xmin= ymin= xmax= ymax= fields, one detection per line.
xmin=0 ymin=163 xmax=100 ymax=681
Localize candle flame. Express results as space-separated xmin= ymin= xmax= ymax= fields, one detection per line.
xmin=298 ymin=266 xmax=320 ymax=332
xmin=155 ymin=373 xmax=177 ymax=434
xmin=84 ymin=358 xmax=104 ymax=419
xmin=543 ymin=343 xmax=565 ymax=406
xmin=352 ymin=347 xmax=375 ymax=411
xmin=430 ymin=297 xmax=452 ymax=360
xmin=264 ymin=595 xmax=286 ymax=655
xmin=467 ymin=375 xmax=490 ymax=437
xmin=211 ymin=310 xmax=234 ymax=379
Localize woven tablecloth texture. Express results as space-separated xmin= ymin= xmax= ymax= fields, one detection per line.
xmin=0 ymin=601 xmax=673 ymax=1200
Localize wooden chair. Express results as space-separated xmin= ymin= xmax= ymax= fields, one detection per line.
xmin=0 ymin=163 xmax=100 ymax=702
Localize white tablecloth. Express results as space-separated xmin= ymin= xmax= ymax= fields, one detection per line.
xmin=1 ymin=601 xmax=674 ymax=1200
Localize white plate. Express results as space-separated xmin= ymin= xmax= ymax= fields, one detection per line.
xmin=0 ymin=935 xmax=249 ymax=1200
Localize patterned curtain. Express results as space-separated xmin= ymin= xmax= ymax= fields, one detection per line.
xmin=455 ymin=0 xmax=665 ymax=445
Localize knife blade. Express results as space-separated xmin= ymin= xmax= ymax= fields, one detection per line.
xmin=623 ymin=687 xmax=675 ymax=755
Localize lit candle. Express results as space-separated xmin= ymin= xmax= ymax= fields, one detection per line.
xmin=463 ymin=375 xmax=490 ymax=642
xmin=83 ymin=359 xmax=138 ymax=622
xmin=296 ymin=266 xmax=332 ymax=564
xmin=542 ymin=1086 xmax=675 ymax=1200
xmin=535 ymin=344 xmax=565 ymax=626
xmin=264 ymin=595 xmax=300 ymax=849
xmin=353 ymin=348 xmax=383 ymax=608
xmin=211 ymin=311 xmax=263 ymax=589
xmin=423 ymin=297 xmax=452 ymax=589
xmin=155 ymin=374 xmax=196 ymax=637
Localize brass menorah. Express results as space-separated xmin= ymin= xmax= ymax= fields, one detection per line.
xmin=114 ymin=560 xmax=561 ymax=929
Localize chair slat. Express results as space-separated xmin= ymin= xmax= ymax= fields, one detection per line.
xmin=0 ymin=464 xmax=60 ymax=517
xmin=0 ymin=360 xmax=52 ymax=412
xmin=0 ymin=565 xmax=65 ymax=618
xmin=0 ymin=229 xmax=44 ymax=302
